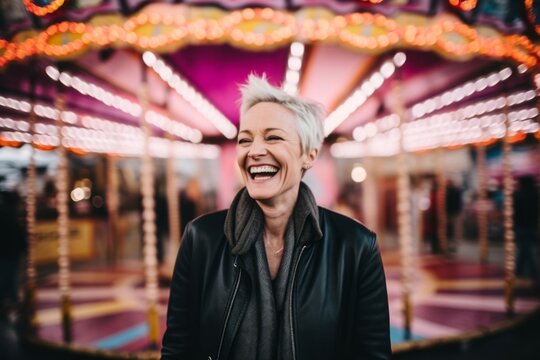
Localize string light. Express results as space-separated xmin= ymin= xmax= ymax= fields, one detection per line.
xmin=0 ymin=95 xmax=32 ymax=112
xmin=46 ymin=65 xmax=141 ymax=116
xmin=0 ymin=96 xmax=217 ymax=158
xmin=324 ymin=53 xmax=405 ymax=137
xmin=1 ymin=7 xmax=538 ymax=69
xmin=0 ymin=124 xmax=219 ymax=159
xmin=352 ymin=67 xmax=516 ymax=145
xmin=501 ymin=97 xmax=516 ymax=314
xmin=332 ymin=100 xmax=538 ymax=158
xmin=143 ymin=52 xmax=237 ymax=139
xmin=525 ymin=0 xmax=540 ymax=36
xmin=224 ymin=7 xmax=295 ymax=48
xmin=337 ymin=12 xmax=399 ymax=50
xmin=45 ymin=65 xmax=202 ymax=143
xmin=24 ymin=0 xmax=65 ymax=17
xmin=124 ymin=13 xmax=188 ymax=50
xmin=411 ymin=67 xmax=512 ymax=119
xmin=283 ymin=42 xmax=305 ymax=95
xmin=449 ymin=0 xmax=478 ymax=11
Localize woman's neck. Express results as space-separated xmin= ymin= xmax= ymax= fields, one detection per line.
xmin=257 ymin=190 xmax=298 ymax=241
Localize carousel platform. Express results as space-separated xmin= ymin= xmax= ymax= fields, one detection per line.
xmin=10 ymin=244 xmax=540 ymax=359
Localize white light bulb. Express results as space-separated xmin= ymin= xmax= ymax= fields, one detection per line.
xmin=291 ymin=42 xmax=305 ymax=57
xmin=370 ymin=72 xmax=384 ymax=88
xmin=393 ymin=52 xmax=406 ymax=67
xmin=45 ymin=66 xmax=60 ymax=81
xmin=288 ymin=57 xmax=302 ymax=71
xmin=499 ymin=67 xmax=512 ymax=81
xmin=351 ymin=165 xmax=367 ymax=183
xmin=142 ymin=51 xmax=157 ymax=66
xmin=380 ymin=62 xmax=395 ymax=78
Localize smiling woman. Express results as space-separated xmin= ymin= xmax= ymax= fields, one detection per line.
xmin=162 ymin=75 xmax=391 ymax=360
xmin=237 ymin=101 xmax=314 ymax=206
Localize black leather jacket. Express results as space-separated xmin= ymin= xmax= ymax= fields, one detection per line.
xmin=162 ymin=208 xmax=391 ymax=360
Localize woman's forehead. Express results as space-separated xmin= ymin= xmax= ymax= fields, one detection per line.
xmin=240 ymin=102 xmax=297 ymax=130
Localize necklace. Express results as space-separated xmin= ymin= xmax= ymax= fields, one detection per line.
xmin=265 ymin=242 xmax=284 ymax=256
xmin=263 ymin=235 xmax=284 ymax=257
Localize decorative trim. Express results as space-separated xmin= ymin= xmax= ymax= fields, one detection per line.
xmin=449 ymin=0 xmax=478 ymax=12
xmin=525 ymin=0 xmax=540 ymax=36
xmin=24 ymin=0 xmax=66 ymax=17
xmin=0 ymin=5 xmax=539 ymax=69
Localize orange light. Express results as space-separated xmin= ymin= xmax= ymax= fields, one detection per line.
xmin=242 ymin=8 xmax=255 ymax=20
xmin=0 ymin=138 xmax=23 ymax=147
xmin=0 ymin=6 xmax=538 ymax=71
xmin=449 ymin=0 xmax=478 ymax=11
xmin=33 ymin=143 xmax=56 ymax=151
xmin=67 ymin=147 xmax=88 ymax=156
xmin=24 ymin=0 xmax=65 ymax=17
xmin=508 ymin=132 xmax=526 ymax=144
xmin=473 ymin=138 xmax=497 ymax=147
xmin=524 ymin=0 xmax=540 ymax=36
xmin=447 ymin=144 xmax=465 ymax=150
xmin=261 ymin=8 xmax=274 ymax=19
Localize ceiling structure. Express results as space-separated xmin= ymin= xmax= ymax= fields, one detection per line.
xmin=0 ymin=0 xmax=539 ymax=156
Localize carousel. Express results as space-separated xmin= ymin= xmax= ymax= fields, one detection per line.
xmin=0 ymin=0 xmax=540 ymax=359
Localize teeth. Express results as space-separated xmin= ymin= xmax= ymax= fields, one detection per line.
xmin=249 ymin=165 xmax=279 ymax=174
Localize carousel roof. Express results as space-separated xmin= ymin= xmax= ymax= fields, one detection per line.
xmin=0 ymin=1 xmax=539 ymax=157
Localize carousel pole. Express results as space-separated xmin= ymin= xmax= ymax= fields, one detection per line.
xmin=139 ymin=63 xmax=160 ymax=348
xmin=106 ymin=156 xmax=120 ymax=264
xmin=476 ymin=144 xmax=489 ymax=263
xmin=393 ymin=66 xmax=414 ymax=340
xmin=22 ymin=59 xmax=38 ymax=334
xmin=362 ymin=156 xmax=379 ymax=238
xmin=166 ymin=137 xmax=181 ymax=257
xmin=436 ymin=149 xmax=448 ymax=255
xmin=55 ymin=64 xmax=73 ymax=343
xmin=166 ymin=95 xmax=181 ymax=251
xmin=502 ymin=93 xmax=516 ymax=315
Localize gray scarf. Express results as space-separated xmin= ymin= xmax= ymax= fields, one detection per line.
xmin=223 ymin=182 xmax=322 ymax=360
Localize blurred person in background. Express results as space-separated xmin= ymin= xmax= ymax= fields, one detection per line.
xmin=446 ymin=179 xmax=463 ymax=253
xmin=180 ymin=178 xmax=201 ymax=234
xmin=0 ymin=188 xmax=26 ymax=321
xmin=513 ymin=176 xmax=540 ymax=282
xmin=423 ymin=177 xmax=440 ymax=254
xmin=161 ymin=75 xmax=391 ymax=360
xmin=334 ymin=183 xmax=361 ymax=220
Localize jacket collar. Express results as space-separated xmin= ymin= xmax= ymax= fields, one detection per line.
xmin=224 ymin=182 xmax=322 ymax=255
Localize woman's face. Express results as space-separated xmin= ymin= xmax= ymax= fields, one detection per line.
xmin=237 ymin=102 xmax=316 ymax=205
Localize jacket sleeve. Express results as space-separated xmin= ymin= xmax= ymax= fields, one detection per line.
xmin=353 ymin=233 xmax=392 ymax=359
xmin=161 ymin=223 xmax=196 ymax=359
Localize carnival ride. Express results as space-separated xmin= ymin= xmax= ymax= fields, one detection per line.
xmin=1 ymin=0 xmax=540 ymax=359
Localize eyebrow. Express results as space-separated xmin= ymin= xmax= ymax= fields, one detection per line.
xmin=238 ymin=128 xmax=286 ymax=135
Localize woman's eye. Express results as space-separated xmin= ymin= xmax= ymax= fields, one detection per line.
xmin=237 ymin=138 xmax=251 ymax=145
xmin=267 ymin=135 xmax=283 ymax=141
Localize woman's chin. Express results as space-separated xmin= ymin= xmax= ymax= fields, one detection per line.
xmin=246 ymin=187 xmax=277 ymax=202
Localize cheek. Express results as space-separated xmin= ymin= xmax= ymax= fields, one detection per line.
xmin=236 ymin=147 xmax=246 ymax=165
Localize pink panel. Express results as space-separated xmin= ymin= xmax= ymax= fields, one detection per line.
xmin=300 ymin=44 xmax=373 ymax=113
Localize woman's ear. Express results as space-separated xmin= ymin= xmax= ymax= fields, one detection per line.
xmin=303 ymin=148 xmax=319 ymax=169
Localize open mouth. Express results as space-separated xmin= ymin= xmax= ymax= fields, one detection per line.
xmin=249 ymin=165 xmax=279 ymax=180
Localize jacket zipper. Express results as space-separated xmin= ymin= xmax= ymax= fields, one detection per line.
xmin=216 ymin=258 xmax=242 ymax=360
xmin=289 ymin=245 xmax=307 ymax=360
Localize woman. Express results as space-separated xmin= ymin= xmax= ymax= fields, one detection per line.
xmin=162 ymin=75 xmax=391 ymax=360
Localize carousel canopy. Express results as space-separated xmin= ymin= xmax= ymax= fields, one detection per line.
xmin=0 ymin=0 xmax=539 ymax=156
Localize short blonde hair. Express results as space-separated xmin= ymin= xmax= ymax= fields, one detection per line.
xmin=239 ymin=74 xmax=325 ymax=154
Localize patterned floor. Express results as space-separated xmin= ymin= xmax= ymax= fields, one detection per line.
xmin=33 ymin=252 xmax=540 ymax=352
xmin=384 ymin=253 xmax=540 ymax=342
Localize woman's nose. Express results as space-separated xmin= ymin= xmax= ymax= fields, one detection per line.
xmin=247 ymin=138 xmax=267 ymax=157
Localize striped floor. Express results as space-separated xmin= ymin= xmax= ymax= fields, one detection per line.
xmin=33 ymin=252 xmax=540 ymax=351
